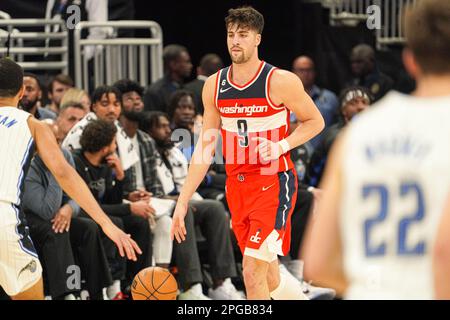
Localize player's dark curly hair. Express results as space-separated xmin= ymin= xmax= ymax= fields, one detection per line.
xmin=80 ymin=119 xmax=117 ymax=153
xmin=113 ymin=79 xmax=144 ymax=97
xmin=225 ymin=6 xmax=264 ymax=34
xmin=0 ymin=58 xmax=24 ymax=98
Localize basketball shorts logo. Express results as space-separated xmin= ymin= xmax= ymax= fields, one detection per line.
xmin=18 ymin=260 xmax=37 ymax=279
xmin=250 ymin=229 xmax=262 ymax=244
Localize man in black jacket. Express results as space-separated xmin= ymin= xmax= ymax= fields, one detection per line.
xmin=72 ymin=120 xmax=153 ymax=300
xmin=23 ymin=147 xmax=112 ymax=300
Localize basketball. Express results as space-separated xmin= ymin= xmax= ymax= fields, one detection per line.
xmin=131 ymin=267 xmax=178 ymax=300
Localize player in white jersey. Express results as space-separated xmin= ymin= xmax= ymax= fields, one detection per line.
xmin=302 ymin=0 xmax=450 ymax=299
xmin=0 ymin=57 xmax=141 ymax=300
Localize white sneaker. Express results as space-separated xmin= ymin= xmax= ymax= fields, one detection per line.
xmin=64 ymin=294 xmax=77 ymax=300
xmin=278 ymin=263 xmax=310 ymax=300
xmin=208 ymin=278 xmax=246 ymax=300
xmin=286 ymin=260 xmax=336 ymax=300
xmin=80 ymin=290 xmax=90 ymax=300
xmin=178 ymin=283 xmax=212 ymax=300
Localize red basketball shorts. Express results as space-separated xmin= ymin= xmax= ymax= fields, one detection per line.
xmin=226 ymin=169 xmax=298 ymax=262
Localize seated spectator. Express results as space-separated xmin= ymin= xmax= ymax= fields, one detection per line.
xmin=54 ymin=101 xmax=87 ymax=144
xmin=45 ymin=74 xmax=74 ymax=114
xmin=143 ymin=111 xmax=243 ymax=300
xmin=72 ymin=120 xmax=153 ymax=300
xmin=184 ymin=53 xmax=223 ymax=115
xmin=168 ymin=90 xmax=227 ymax=203
xmin=62 ymin=85 xmax=139 ymax=171
xmin=60 ymin=88 xmax=91 ymax=113
xmin=347 ymin=44 xmax=394 ymax=102
xmin=22 ymin=141 xmax=112 ymax=300
xmin=143 ymin=44 xmax=193 ymax=113
xmin=20 ymin=73 xmax=56 ymax=120
xmin=291 ymin=55 xmax=339 ymax=152
xmin=307 ymin=86 xmax=372 ymax=187
xmin=114 ymin=79 xmax=173 ymax=269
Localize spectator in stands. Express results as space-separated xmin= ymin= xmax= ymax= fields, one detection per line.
xmin=72 ymin=120 xmax=152 ymax=300
xmin=143 ymin=111 xmax=243 ymax=300
xmin=347 ymin=44 xmax=394 ymax=102
xmin=291 ymin=55 xmax=339 ymax=151
xmin=20 ymin=73 xmax=56 ymax=120
xmin=23 ymin=139 xmax=112 ymax=300
xmin=46 ymin=74 xmax=74 ymax=114
xmin=184 ymin=53 xmax=223 ymax=115
xmin=61 ymin=88 xmax=91 ymax=113
xmin=143 ymin=44 xmax=193 ymax=113
xmin=62 ymin=85 xmax=139 ymax=172
xmin=168 ymin=90 xmax=227 ymax=203
xmin=114 ymin=79 xmax=173 ymax=269
xmin=307 ymin=86 xmax=372 ymax=187
xmin=54 ymin=101 xmax=87 ymax=144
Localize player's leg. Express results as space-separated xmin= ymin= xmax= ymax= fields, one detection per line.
xmin=242 ymin=255 xmax=270 ymax=299
xmin=11 ymin=277 xmax=44 ymax=300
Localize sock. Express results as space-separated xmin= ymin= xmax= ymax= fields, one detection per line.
xmin=269 ymin=274 xmax=309 ymax=300
xmin=107 ymin=280 xmax=121 ymax=299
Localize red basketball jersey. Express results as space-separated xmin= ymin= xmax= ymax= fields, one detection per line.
xmin=214 ymin=61 xmax=294 ymax=176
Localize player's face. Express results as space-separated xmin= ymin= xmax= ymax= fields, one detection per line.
xmin=21 ymin=77 xmax=41 ymax=112
xmin=50 ymin=81 xmax=72 ymax=107
xmin=92 ymin=93 xmax=122 ymax=123
xmin=172 ymin=95 xmax=196 ymax=130
xmin=122 ymin=91 xmax=144 ymax=113
xmin=56 ymin=106 xmax=87 ymax=140
xmin=227 ymin=24 xmax=261 ymax=64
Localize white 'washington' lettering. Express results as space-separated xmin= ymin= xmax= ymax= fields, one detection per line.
xmin=219 ymin=103 xmax=268 ymax=116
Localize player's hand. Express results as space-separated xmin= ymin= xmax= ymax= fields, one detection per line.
xmin=171 ymin=202 xmax=188 ymax=243
xmin=102 ymin=222 xmax=142 ymax=261
xmin=106 ymin=153 xmax=125 ymax=181
xmin=130 ymin=200 xmax=155 ymax=219
xmin=52 ymin=204 xmax=73 ymax=233
xmin=253 ymin=137 xmax=283 ymax=161
xmin=128 ymin=190 xmax=152 ymax=202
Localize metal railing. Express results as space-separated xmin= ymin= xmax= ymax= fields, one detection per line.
xmin=327 ymin=0 xmax=418 ymax=48
xmin=74 ymin=21 xmax=164 ymax=92
xmin=0 ymin=18 xmax=68 ymax=73
xmin=330 ymin=0 xmax=374 ymax=25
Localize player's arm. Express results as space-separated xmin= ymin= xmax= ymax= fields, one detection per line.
xmin=301 ymin=130 xmax=348 ymax=297
xmin=268 ymin=70 xmax=324 ymax=154
xmin=433 ymin=192 xmax=450 ymax=299
xmin=27 ymin=117 xmax=142 ymax=261
xmin=171 ymin=73 xmax=221 ymax=243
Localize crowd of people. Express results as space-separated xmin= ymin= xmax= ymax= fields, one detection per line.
xmin=0 ymin=37 xmax=395 ymax=300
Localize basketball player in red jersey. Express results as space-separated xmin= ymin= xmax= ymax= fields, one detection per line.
xmin=171 ymin=6 xmax=324 ymax=299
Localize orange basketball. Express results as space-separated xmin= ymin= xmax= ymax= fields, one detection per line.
xmin=131 ymin=267 xmax=178 ymax=300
